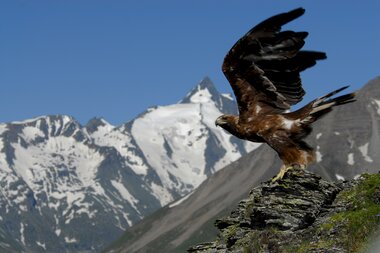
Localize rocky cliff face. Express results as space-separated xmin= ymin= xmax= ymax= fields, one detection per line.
xmin=188 ymin=170 xmax=380 ymax=253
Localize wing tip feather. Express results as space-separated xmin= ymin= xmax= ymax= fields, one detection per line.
xmin=252 ymin=7 xmax=306 ymax=33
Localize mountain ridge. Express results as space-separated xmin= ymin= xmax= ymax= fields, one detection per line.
xmin=0 ymin=77 xmax=258 ymax=252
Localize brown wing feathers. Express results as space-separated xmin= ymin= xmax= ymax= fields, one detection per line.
xmin=223 ymin=8 xmax=327 ymax=113
xmin=248 ymin=8 xmax=306 ymax=36
xmin=218 ymin=8 xmax=357 ymax=173
xmin=259 ymin=51 xmax=327 ymax=104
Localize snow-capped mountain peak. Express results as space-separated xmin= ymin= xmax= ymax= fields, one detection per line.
xmin=0 ymin=78 xmax=259 ymax=253
xmin=180 ymin=77 xmax=237 ymax=115
xmin=85 ymin=117 xmax=114 ymax=134
xmin=180 ymin=76 xmax=220 ymax=104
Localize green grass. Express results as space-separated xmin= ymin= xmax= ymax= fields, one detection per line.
xmin=299 ymin=173 xmax=380 ymax=253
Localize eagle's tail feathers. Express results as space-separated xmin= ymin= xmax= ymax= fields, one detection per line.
xmin=310 ymin=86 xmax=355 ymax=115
xmin=310 ymin=102 xmax=334 ymax=114
xmin=312 ymin=86 xmax=349 ymax=107
xmin=297 ymin=87 xmax=356 ymax=124
xmin=327 ymin=93 xmax=356 ymax=106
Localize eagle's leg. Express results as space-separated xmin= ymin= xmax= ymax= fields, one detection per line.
xmin=272 ymin=165 xmax=291 ymax=182
xmin=271 ymin=163 xmax=306 ymax=182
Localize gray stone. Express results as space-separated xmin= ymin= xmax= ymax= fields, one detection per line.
xmin=188 ymin=169 xmax=380 ymax=253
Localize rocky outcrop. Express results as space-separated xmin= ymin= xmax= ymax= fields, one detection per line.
xmin=188 ymin=169 xmax=380 ymax=253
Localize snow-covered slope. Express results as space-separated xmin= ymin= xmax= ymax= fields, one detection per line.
xmin=0 ymin=77 xmax=258 ymax=252
xmin=131 ymin=78 xmax=258 ymax=197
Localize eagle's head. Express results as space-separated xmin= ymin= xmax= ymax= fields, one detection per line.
xmin=215 ymin=115 xmax=239 ymax=135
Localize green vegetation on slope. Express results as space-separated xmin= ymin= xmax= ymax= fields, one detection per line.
xmin=311 ymin=173 xmax=380 ymax=253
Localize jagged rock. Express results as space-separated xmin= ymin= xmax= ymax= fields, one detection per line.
xmin=188 ymin=169 xmax=380 ymax=253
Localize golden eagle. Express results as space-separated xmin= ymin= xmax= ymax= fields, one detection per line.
xmin=215 ymin=8 xmax=356 ymax=181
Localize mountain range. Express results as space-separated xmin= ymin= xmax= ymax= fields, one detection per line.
xmin=0 ymin=77 xmax=258 ymax=252
xmin=104 ymin=76 xmax=380 ymax=253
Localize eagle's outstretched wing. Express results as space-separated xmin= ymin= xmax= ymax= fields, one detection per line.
xmin=222 ymin=8 xmax=326 ymax=122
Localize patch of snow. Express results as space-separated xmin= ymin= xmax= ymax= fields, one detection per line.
xmin=221 ymin=93 xmax=234 ymax=101
xmin=72 ymin=144 xmax=104 ymax=188
xmin=90 ymin=126 xmax=149 ymax=176
xmin=20 ymin=223 xmax=26 ymax=245
xmin=316 ymin=146 xmax=323 ymax=162
xmin=189 ymin=85 xmax=212 ymax=103
xmin=150 ymin=182 xmax=173 ymax=206
xmin=13 ymin=134 xmax=104 ymax=190
xmin=358 ymin=143 xmax=373 ymax=162
xmin=111 ymin=180 xmax=139 ymax=212
xmin=50 ymin=192 xmax=66 ymax=200
xmin=347 ymin=153 xmax=354 ymax=165
xmin=354 ymin=174 xmax=362 ymax=180
xmin=90 ymin=119 xmax=114 ymax=137
xmin=65 ymin=191 xmax=86 ymax=210
xmin=335 ymin=174 xmax=345 ymax=181
xmin=36 ymin=241 xmax=46 ymax=250
xmin=0 ymin=123 xmax=8 ymax=134
xmin=21 ymin=126 xmax=45 ymax=142
xmin=334 ymin=131 xmax=340 ymax=135
xmin=168 ymin=191 xmax=194 ymax=208
xmin=132 ymin=103 xmax=208 ymax=189
xmin=316 ymin=133 xmax=322 ymax=140
xmin=15 ymin=194 xmax=27 ymax=212
xmin=48 ymin=200 xmax=61 ymax=210
xmin=373 ymin=99 xmax=380 ymax=115
xmin=65 ymin=236 xmax=78 ymax=243
xmin=63 ymin=191 xmax=97 ymax=224
xmin=100 ymin=118 xmax=113 ymax=127
xmin=10 ymin=115 xmax=47 ymax=125
xmin=0 ymin=127 xmax=11 ymax=173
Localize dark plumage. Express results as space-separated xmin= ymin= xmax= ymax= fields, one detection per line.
xmin=215 ymin=8 xmax=356 ymax=181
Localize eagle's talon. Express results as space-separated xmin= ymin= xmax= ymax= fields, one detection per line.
xmin=290 ymin=164 xmax=306 ymax=171
xmin=272 ymin=164 xmax=306 ymax=182
xmin=272 ymin=166 xmax=293 ymax=182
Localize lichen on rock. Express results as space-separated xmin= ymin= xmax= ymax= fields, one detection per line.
xmin=188 ymin=169 xmax=380 ymax=253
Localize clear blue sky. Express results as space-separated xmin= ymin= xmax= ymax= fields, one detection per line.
xmin=0 ymin=1 xmax=379 ymax=125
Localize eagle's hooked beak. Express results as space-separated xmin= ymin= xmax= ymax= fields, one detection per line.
xmin=215 ymin=116 xmax=226 ymax=127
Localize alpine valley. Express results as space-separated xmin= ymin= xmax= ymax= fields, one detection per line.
xmin=0 ymin=77 xmax=259 ymax=253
